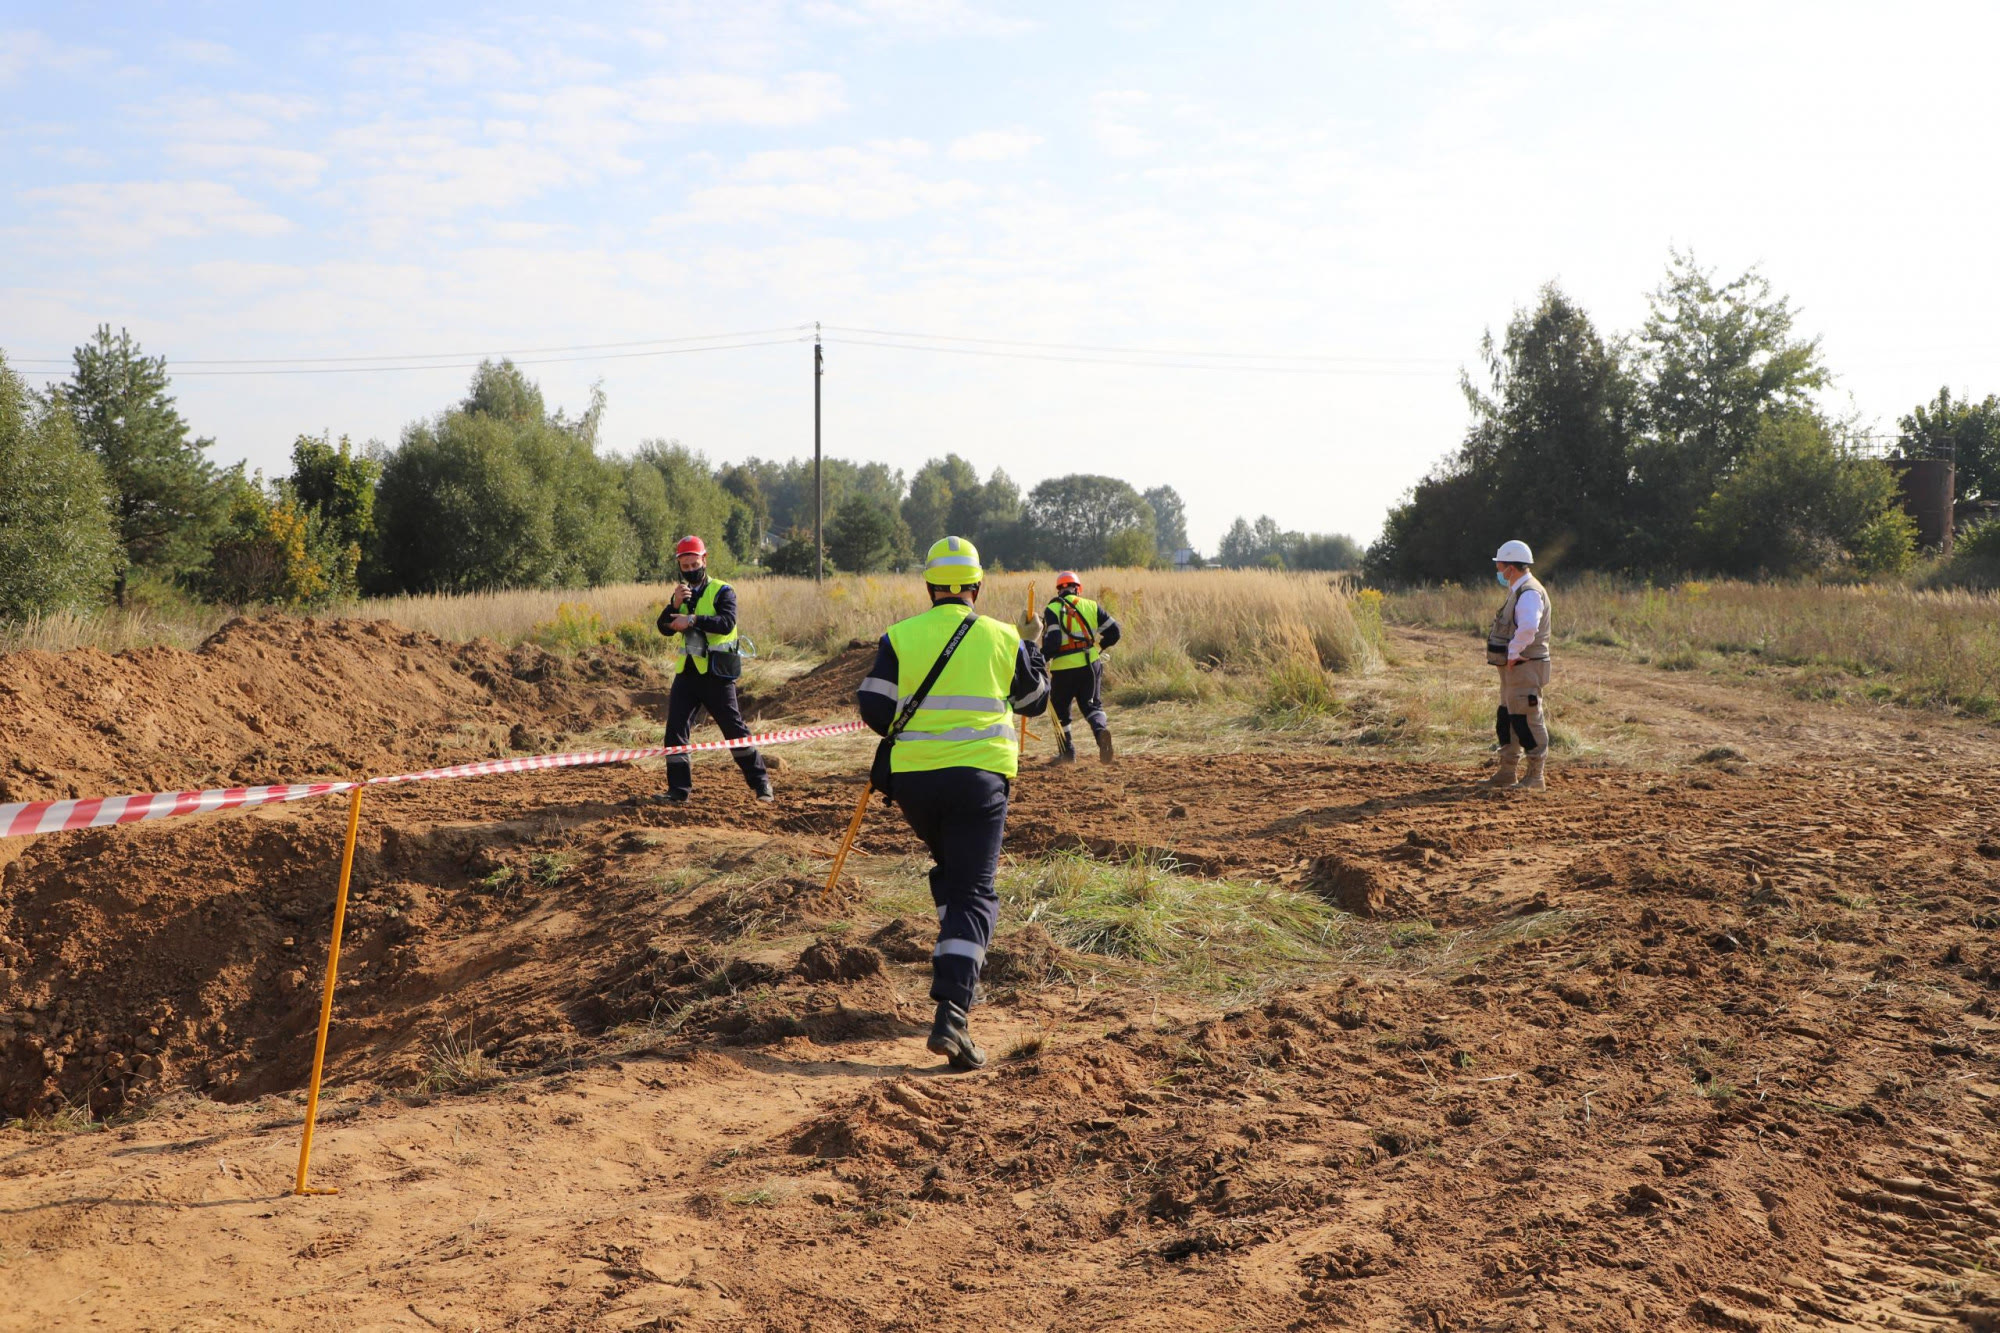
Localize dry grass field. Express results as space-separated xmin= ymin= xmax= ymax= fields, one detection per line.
xmin=5 ymin=572 xmax=2000 ymax=1329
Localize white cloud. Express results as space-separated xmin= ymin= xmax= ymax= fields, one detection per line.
xmin=165 ymin=38 xmax=236 ymax=66
xmin=627 ymin=72 xmax=847 ymax=127
xmin=801 ymin=0 xmax=1033 ymax=38
xmin=0 ymin=29 xmax=113 ymax=81
xmin=948 ymin=129 xmax=1042 ymax=162
xmin=675 ymin=140 xmax=981 ymax=223
xmin=1090 ymin=89 xmax=1156 ymax=157
xmin=17 ymin=181 xmax=294 ymax=248
xmin=168 ymin=143 xmax=328 ymax=189
xmin=349 ymin=36 xmax=524 ymax=85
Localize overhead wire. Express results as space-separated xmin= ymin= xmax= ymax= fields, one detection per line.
xmin=820 ymin=323 xmax=1454 ymax=368
xmin=11 ymin=334 xmax=812 ymax=378
xmin=5 ymin=324 xmax=813 ymax=368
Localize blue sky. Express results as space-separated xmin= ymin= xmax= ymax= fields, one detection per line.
xmin=4 ymin=2 xmax=1997 ymax=553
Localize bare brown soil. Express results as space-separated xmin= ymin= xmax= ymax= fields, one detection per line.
xmin=2 ymin=624 xmax=1998 ymax=1331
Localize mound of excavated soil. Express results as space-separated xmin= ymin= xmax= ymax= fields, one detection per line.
xmin=0 ymin=616 xmax=669 ymax=806
xmin=755 ymin=639 xmax=877 ymax=721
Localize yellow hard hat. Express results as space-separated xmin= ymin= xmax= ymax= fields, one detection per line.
xmin=923 ymin=535 xmax=983 ymax=590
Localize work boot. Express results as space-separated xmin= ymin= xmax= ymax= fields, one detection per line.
xmin=655 ymin=790 xmax=690 ymax=805
xmin=1515 ymin=754 xmax=1547 ymax=791
xmin=752 ymin=779 xmax=775 ymax=802
xmin=1094 ymin=727 xmax=1115 ymax=764
xmin=1053 ymin=729 xmax=1076 ymax=764
xmin=1484 ymin=748 xmax=1520 ymax=788
xmin=927 ymin=1001 xmax=986 ymax=1071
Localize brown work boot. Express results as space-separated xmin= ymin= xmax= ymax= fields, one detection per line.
xmin=1484 ymin=748 xmax=1520 ymax=788
xmin=1094 ymin=728 xmax=1114 ymax=763
xmin=1515 ymin=754 xmax=1546 ymax=790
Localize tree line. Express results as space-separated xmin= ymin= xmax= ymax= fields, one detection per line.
xmin=1364 ymin=251 xmax=2000 ymax=584
xmin=0 ymin=334 xmax=1365 ymax=621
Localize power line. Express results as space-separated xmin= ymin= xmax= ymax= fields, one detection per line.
xmin=823 ymin=333 xmax=1453 ymax=376
xmin=4 ymin=325 xmax=814 ymax=369
xmin=820 ymin=323 xmax=1454 ymax=367
xmin=12 ymin=335 xmax=810 ymax=378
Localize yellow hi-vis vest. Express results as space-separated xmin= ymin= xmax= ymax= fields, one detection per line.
xmin=1045 ymin=595 xmax=1102 ymax=671
xmin=678 ymin=579 xmax=740 ymax=674
xmin=884 ymin=603 xmax=1021 ymax=778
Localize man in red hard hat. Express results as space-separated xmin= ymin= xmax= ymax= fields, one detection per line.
xmin=1040 ymin=571 xmax=1121 ymax=763
xmin=656 ymin=536 xmax=773 ymax=803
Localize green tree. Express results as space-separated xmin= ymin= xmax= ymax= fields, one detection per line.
xmin=630 ymin=440 xmax=740 ymax=575
xmin=0 ymin=354 xmax=118 ymax=619
xmin=827 ymin=493 xmax=906 ymax=573
xmin=63 ymin=325 xmax=225 ymax=603
xmin=372 ymin=361 xmax=636 ymax=592
xmin=1103 ymin=526 xmax=1156 ymax=568
xmin=1629 ymin=253 xmax=1828 ymax=567
xmin=1696 ymin=413 xmax=1911 ymax=577
xmin=1023 ymin=474 xmax=1155 ymax=568
xmin=902 ymin=454 xmax=980 ymax=556
xmin=1367 ymin=284 xmax=1636 ymax=583
xmin=1142 ymin=485 xmax=1189 ymax=558
xmin=1218 ymin=517 xmax=1259 ymax=567
xmin=1899 ymin=387 xmax=2000 ymax=504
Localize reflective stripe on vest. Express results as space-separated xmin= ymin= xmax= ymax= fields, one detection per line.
xmin=885 ymin=604 xmax=1020 ymax=778
xmin=1046 ymin=595 xmax=1101 ymax=671
xmin=679 ymin=580 xmax=740 ymax=675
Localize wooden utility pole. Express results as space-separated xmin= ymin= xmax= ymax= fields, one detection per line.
xmin=814 ymin=324 xmax=824 ymax=582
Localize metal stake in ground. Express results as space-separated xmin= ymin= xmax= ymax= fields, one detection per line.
xmin=820 ymin=783 xmax=873 ymax=910
xmin=294 ymin=783 xmax=364 ymax=1196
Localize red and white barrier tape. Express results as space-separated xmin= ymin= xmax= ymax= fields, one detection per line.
xmin=0 ymin=720 xmax=868 ymax=840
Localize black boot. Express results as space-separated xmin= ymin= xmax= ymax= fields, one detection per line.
xmin=927 ymin=1001 xmax=986 ymax=1071
xmin=1053 ymin=726 xmax=1076 ymax=764
xmin=1094 ymin=727 xmax=1114 ymax=763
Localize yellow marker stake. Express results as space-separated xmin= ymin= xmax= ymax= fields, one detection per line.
xmin=821 ymin=784 xmax=873 ymax=908
xmin=295 ymin=783 xmax=364 ymax=1197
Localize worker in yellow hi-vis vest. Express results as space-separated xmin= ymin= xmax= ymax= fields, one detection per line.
xmin=656 ymin=535 xmax=772 ymax=804
xmin=856 ymin=536 xmax=1050 ymax=1070
xmin=1040 ymin=571 xmax=1122 ymax=763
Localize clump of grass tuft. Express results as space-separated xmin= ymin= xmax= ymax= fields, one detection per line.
xmin=4 ymin=1097 xmax=102 ymax=1135
xmin=998 ymin=849 xmax=1342 ymax=994
xmin=1108 ymin=640 xmax=1214 ymax=705
xmin=1258 ymin=654 xmax=1343 ymax=728
xmin=417 ymin=1029 xmax=497 ymax=1095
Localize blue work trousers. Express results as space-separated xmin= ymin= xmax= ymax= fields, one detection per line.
xmin=892 ymin=767 xmax=1009 ymax=1010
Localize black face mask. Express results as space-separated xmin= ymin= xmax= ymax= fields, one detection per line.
xmin=680 ymin=565 xmax=707 ymax=586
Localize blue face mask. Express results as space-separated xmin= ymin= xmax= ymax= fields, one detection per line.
xmin=1496 ymin=569 xmax=1511 ymax=587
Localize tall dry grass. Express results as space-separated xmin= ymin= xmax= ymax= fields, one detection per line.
xmin=1 ymin=571 xmax=1382 ymax=703
xmin=1387 ymin=575 xmax=2000 ymax=716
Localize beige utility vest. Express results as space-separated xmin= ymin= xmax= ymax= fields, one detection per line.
xmin=1487 ymin=574 xmax=1552 ymax=665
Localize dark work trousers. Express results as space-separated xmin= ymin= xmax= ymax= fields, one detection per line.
xmin=663 ymin=665 xmax=768 ymax=796
xmin=892 ymin=766 xmax=1009 ymax=1011
xmin=1050 ymin=661 xmax=1108 ymax=734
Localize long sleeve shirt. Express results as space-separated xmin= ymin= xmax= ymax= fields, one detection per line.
xmin=1507 ymin=586 xmax=1543 ymax=662
xmin=1039 ymin=600 xmax=1121 ymax=660
xmin=656 ymin=577 xmax=738 ymax=639
xmin=857 ymin=617 xmax=1051 ymax=737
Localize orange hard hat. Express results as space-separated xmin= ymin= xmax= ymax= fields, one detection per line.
xmin=1054 ymin=570 xmax=1081 ymax=590
xmin=675 ymin=535 xmax=707 ymax=558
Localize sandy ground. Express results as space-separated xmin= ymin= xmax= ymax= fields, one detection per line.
xmin=3 ymin=625 xmax=1999 ymax=1331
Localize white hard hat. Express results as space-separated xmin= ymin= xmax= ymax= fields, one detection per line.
xmin=1493 ymin=540 xmax=1534 ymax=564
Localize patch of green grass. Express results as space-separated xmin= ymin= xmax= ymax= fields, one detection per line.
xmin=997 ymin=849 xmax=1343 ymax=995
xmin=1257 ymin=655 xmax=1345 ymax=728
xmin=1107 ymin=641 xmax=1216 ymax=706
xmin=530 ymin=852 xmax=573 ymax=887
xmin=726 ymin=1188 xmax=775 ymax=1207
xmin=4 ymin=1097 xmax=102 ymax=1135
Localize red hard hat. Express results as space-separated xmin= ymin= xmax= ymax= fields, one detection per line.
xmin=1054 ymin=570 xmax=1080 ymax=589
xmin=675 ymin=535 xmax=707 ymax=558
